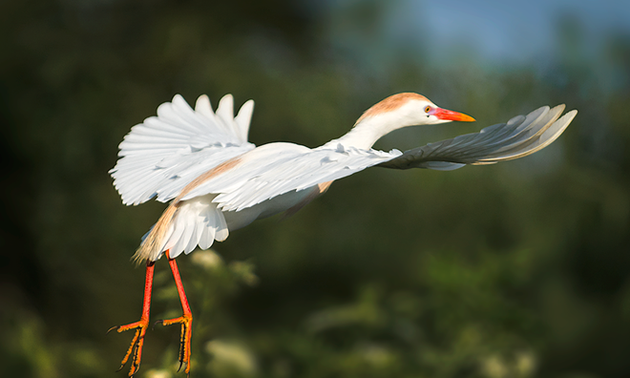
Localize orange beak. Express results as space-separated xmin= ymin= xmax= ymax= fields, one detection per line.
xmin=431 ymin=107 xmax=476 ymax=122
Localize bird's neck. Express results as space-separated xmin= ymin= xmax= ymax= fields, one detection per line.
xmin=326 ymin=116 xmax=399 ymax=150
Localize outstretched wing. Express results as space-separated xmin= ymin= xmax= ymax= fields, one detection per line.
xmin=179 ymin=105 xmax=575 ymax=212
xmin=110 ymin=94 xmax=256 ymax=205
xmin=378 ymin=105 xmax=577 ymax=171
xmin=180 ymin=143 xmax=403 ymax=212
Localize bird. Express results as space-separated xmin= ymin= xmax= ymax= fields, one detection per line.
xmin=108 ymin=92 xmax=576 ymax=376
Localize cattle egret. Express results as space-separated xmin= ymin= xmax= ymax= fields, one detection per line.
xmin=109 ymin=92 xmax=576 ymax=376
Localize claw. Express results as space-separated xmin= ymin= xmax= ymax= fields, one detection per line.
xmin=107 ymin=325 xmax=120 ymax=334
xmin=152 ymin=319 xmax=163 ymax=331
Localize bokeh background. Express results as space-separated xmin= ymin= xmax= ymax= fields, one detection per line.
xmin=2 ymin=0 xmax=630 ymax=377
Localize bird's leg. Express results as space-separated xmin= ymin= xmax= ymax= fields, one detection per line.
xmin=108 ymin=259 xmax=155 ymax=377
xmin=155 ymin=250 xmax=193 ymax=376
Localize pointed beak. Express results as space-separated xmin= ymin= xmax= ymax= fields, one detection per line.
xmin=431 ymin=107 xmax=476 ymax=122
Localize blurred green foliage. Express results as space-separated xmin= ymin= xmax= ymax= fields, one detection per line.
xmin=1 ymin=1 xmax=630 ymax=378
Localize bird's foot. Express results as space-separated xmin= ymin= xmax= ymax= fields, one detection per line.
xmin=155 ymin=313 xmax=193 ymax=376
xmin=108 ymin=317 xmax=149 ymax=377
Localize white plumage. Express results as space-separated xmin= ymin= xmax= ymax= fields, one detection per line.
xmin=111 ymin=94 xmax=255 ymax=206
xmin=110 ymin=92 xmax=576 ymax=261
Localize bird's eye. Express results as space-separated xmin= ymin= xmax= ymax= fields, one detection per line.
xmin=424 ymin=106 xmax=432 ymax=113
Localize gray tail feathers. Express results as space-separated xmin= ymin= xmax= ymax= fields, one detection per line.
xmin=132 ymin=204 xmax=178 ymax=264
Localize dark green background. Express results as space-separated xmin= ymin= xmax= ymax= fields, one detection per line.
xmin=2 ymin=1 xmax=630 ymax=377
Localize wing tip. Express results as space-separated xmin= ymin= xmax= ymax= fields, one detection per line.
xmin=219 ymin=93 xmax=234 ymax=108
xmin=564 ymin=108 xmax=578 ymax=121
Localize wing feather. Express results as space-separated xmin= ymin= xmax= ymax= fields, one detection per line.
xmin=378 ymin=105 xmax=576 ymax=170
xmin=110 ymin=94 xmax=256 ymax=205
xmin=179 ymin=143 xmax=402 ymax=211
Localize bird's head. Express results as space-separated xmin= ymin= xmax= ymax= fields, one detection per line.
xmin=355 ymin=92 xmax=475 ymax=130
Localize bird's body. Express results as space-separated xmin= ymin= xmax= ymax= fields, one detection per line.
xmin=109 ymin=92 xmax=576 ymax=377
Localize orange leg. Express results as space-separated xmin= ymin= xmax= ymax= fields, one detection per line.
xmin=109 ymin=259 xmax=155 ymax=377
xmin=155 ymin=250 xmax=193 ymax=376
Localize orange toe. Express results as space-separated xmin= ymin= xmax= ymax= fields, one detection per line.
xmin=158 ymin=314 xmax=193 ymax=375
xmin=111 ymin=318 xmax=149 ymax=376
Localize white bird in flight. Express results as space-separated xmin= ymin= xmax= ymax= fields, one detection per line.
xmin=109 ymin=92 xmax=576 ymax=376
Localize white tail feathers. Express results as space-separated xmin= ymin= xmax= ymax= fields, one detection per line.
xmin=132 ymin=195 xmax=230 ymax=263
